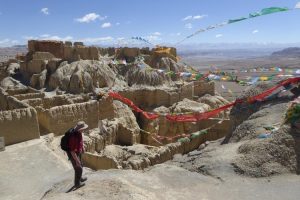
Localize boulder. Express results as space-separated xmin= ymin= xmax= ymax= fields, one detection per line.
xmin=6 ymin=63 xmax=20 ymax=75
xmin=0 ymin=77 xmax=26 ymax=90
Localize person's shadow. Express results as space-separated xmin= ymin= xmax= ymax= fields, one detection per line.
xmin=65 ymin=185 xmax=76 ymax=193
xmin=65 ymin=183 xmax=85 ymax=193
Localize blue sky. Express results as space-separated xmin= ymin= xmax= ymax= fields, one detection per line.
xmin=0 ymin=0 xmax=299 ymax=47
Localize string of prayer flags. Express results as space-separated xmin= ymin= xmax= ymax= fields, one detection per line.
xmin=131 ymin=36 xmax=153 ymax=45
xmin=176 ymin=6 xmax=294 ymax=45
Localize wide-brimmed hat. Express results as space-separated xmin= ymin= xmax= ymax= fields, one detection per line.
xmin=75 ymin=121 xmax=89 ymax=131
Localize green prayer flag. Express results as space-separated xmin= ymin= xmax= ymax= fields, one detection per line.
xmin=178 ymin=137 xmax=190 ymax=143
xmin=196 ymin=73 xmax=203 ymax=80
xmin=260 ymin=7 xmax=289 ymax=15
xmin=228 ymin=17 xmax=248 ymax=24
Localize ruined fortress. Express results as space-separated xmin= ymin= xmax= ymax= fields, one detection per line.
xmin=0 ymin=40 xmax=231 ymax=170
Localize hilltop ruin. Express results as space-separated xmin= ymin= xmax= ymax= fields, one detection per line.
xmin=0 ymin=40 xmax=233 ymax=170
xmin=1 ymin=40 xmax=299 ymax=175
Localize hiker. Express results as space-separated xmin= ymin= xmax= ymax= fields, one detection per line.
xmin=64 ymin=121 xmax=88 ymax=188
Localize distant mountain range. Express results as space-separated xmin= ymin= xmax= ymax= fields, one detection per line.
xmin=271 ymin=47 xmax=300 ymax=58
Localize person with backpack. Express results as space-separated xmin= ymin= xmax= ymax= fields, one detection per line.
xmin=61 ymin=121 xmax=88 ymax=188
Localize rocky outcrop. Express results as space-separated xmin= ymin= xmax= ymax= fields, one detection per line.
xmin=48 ymin=60 xmax=126 ymax=93
xmin=233 ymin=125 xmax=297 ymax=177
xmin=0 ymin=77 xmax=27 ymax=90
xmin=6 ymin=62 xmax=20 ymax=75
xmin=223 ymin=81 xmax=277 ymax=144
xmin=198 ymin=94 xmax=230 ymax=118
xmin=126 ymin=66 xmax=171 ymax=86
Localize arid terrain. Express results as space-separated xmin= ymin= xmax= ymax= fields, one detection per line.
xmin=0 ymin=41 xmax=300 ymax=200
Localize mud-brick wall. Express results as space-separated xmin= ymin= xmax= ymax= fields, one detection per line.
xmin=179 ymin=83 xmax=193 ymax=101
xmin=38 ymin=100 xmax=99 ymax=135
xmin=119 ymin=89 xmax=181 ymax=109
xmin=28 ymin=40 xmax=64 ymax=58
xmin=6 ymin=87 xmax=40 ymax=96
xmin=82 ymin=153 xmax=119 ymax=170
xmin=6 ymin=96 xmax=28 ymax=110
xmin=0 ymin=107 xmax=40 ymax=145
xmin=13 ymin=92 xmax=45 ymax=101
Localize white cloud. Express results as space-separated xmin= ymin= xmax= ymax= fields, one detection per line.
xmin=0 ymin=39 xmax=19 ymax=47
xmin=81 ymin=36 xmax=114 ymax=43
xmin=182 ymin=15 xmax=193 ymax=21
xmin=145 ymin=32 xmax=163 ymax=42
xmin=177 ymin=32 xmax=181 ymax=36
xmin=252 ymin=30 xmax=259 ymax=34
xmin=185 ymin=23 xmax=193 ymax=29
xmin=0 ymin=39 xmax=10 ymax=44
xmin=23 ymin=35 xmax=114 ymax=44
xmin=23 ymin=35 xmax=73 ymax=41
xmin=40 ymin=34 xmax=50 ymax=38
xmin=44 ymin=35 xmax=73 ymax=41
xmin=215 ymin=34 xmax=223 ymax=38
xmin=101 ymin=22 xmax=112 ymax=28
xmin=76 ymin=13 xmax=106 ymax=23
xmin=152 ymin=32 xmax=161 ymax=36
xmin=182 ymin=15 xmax=207 ymax=21
xmin=193 ymin=15 xmax=207 ymax=20
xmin=295 ymin=2 xmax=300 ymax=9
xmin=41 ymin=8 xmax=49 ymax=15
xmin=147 ymin=35 xmax=160 ymax=42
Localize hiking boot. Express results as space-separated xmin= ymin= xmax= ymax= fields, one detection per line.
xmin=80 ymin=177 xmax=87 ymax=182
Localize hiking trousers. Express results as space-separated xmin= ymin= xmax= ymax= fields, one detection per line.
xmin=67 ymin=152 xmax=83 ymax=186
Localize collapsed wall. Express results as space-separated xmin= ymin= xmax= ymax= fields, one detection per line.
xmin=118 ymin=81 xmax=215 ymax=110
xmin=0 ymin=88 xmax=40 ymax=145
xmin=37 ymin=100 xmax=99 ymax=135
